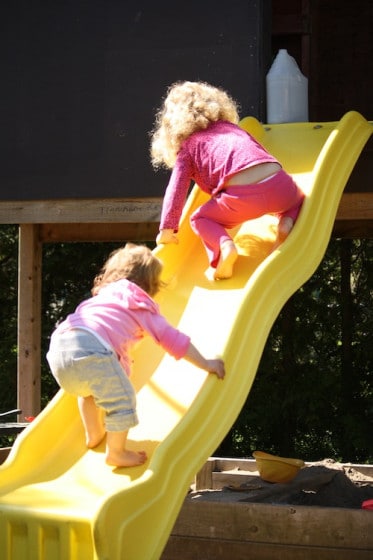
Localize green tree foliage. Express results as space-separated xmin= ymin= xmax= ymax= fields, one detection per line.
xmin=0 ymin=226 xmax=18 ymax=412
xmin=0 ymin=226 xmax=371 ymax=462
xmin=216 ymin=239 xmax=372 ymax=462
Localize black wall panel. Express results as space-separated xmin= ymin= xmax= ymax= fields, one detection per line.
xmin=1 ymin=1 xmax=270 ymax=200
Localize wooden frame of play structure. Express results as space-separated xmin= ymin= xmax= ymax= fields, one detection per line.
xmin=0 ymin=180 xmax=371 ymax=421
xmin=2 ymin=192 xmax=373 ymax=422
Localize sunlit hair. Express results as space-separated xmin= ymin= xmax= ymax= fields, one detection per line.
xmin=91 ymin=243 xmax=164 ymax=297
xmin=150 ymin=80 xmax=240 ymax=169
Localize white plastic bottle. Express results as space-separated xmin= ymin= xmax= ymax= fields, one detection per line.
xmin=266 ymin=49 xmax=309 ymax=124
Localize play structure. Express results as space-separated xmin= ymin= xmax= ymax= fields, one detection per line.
xmin=0 ymin=111 xmax=371 ymax=560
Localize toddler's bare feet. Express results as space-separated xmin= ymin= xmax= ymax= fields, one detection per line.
xmin=214 ymin=240 xmax=238 ymax=280
xmin=105 ymin=449 xmax=147 ymax=468
xmin=273 ymin=217 xmax=294 ymax=249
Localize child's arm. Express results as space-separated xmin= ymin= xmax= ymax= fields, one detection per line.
xmin=183 ymin=342 xmax=225 ymax=379
xmin=156 ymin=229 xmax=179 ymax=245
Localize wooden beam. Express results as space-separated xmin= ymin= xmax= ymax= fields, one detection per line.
xmin=39 ymin=222 xmax=159 ymax=243
xmin=0 ymin=198 xmax=162 ymax=224
xmin=336 ymin=192 xmax=373 ymax=220
xmin=17 ymin=224 xmax=42 ymax=417
xmin=333 ymin=220 xmax=373 ymax=238
xmin=0 ymin=193 xmax=372 ymax=227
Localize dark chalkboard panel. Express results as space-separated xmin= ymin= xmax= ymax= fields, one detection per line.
xmin=1 ymin=1 xmax=270 ymax=200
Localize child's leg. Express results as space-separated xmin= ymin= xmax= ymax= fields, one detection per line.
xmin=190 ymin=209 xmax=232 ymax=269
xmin=273 ymin=184 xmax=305 ymax=248
xmin=214 ymin=240 xmax=238 ymax=280
xmin=90 ymin=351 xmax=146 ymax=467
xmin=190 ymin=196 xmax=241 ymax=276
xmin=190 ymin=182 xmax=281 ymax=273
xmin=105 ymin=430 xmax=147 ymax=467
xmin=273 ymin=216 xmax=294 ymax=249
xmin=78 ymin=395 xmax=106 ymax=448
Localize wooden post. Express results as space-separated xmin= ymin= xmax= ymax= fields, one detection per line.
xmin=195 ymin=457 xmax=216 ymax=490
xmin=17 ymin=224 xmax=41 ymax=418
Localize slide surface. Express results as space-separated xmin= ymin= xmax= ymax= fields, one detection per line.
xmin=0 ymin=111 xmax=371 ymax=560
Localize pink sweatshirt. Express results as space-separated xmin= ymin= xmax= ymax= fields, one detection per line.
xmin=160 ymin=120 xmax=279 ymax=231
xmin=53 ymin=279 xmax=190 ymax=375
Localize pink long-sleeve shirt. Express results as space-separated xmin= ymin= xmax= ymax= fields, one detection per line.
xmin=53 ymin=279 xmax=190 ymax=375
xmin=159 ymin=120 xmax=279 ymax=231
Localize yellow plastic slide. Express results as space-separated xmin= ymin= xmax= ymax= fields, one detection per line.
xmin=0 ymin=111 xmax=371 ymax=560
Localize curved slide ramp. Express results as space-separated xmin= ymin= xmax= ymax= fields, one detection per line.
xmin=0 ymin=111 xmax=371 ymax=560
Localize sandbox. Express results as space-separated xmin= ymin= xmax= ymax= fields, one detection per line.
xmin=162 ymin=457 xmax=373 ymax=559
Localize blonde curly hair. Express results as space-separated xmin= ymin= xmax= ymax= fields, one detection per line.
xmin=150 ymin=81 xmax=240 ymax=169
xmin=92 ymin=243 xmax=164 ymax=298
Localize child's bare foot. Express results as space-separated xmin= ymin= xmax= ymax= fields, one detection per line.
xmin=105 ymin=449 xmax=147 ymax=467
xmin=86 ymin=429 xmax=106 ymax=449
xmin=273 ymin=217 xmax=294 ymax=249
xmin=214 ymin=240 xmax=238 ymax=280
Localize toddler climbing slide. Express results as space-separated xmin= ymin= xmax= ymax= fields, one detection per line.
xmin=0 ymin=111 xmax=371 ymax=560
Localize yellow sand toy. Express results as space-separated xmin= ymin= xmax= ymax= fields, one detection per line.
xmin=0 ymin=111 xmax=371 ymax=560
xmin=253 ymin=450 xmax=305 ymax=483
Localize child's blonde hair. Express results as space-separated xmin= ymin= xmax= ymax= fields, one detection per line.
xmin=92 ymin=243 xmax=164 ymax=297
xmin=150 ymin=81 xmax=240 ymax=169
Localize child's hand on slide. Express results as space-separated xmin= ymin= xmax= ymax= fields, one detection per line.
xmin=207 ymin=359 xmax=225 ymax=379
xmin=156 ymin=229 xmax=179 ymax=245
